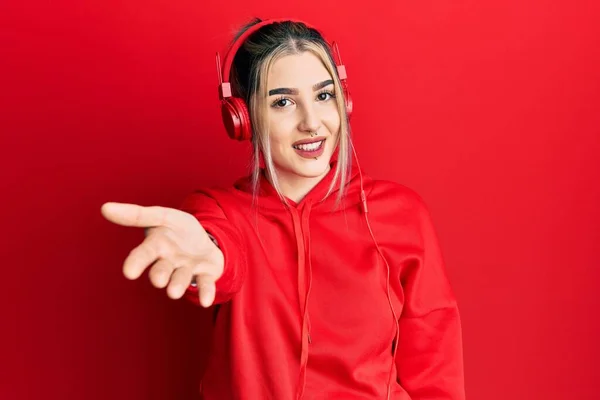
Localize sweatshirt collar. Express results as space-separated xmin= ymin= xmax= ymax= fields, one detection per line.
xmin=234 ymin=158 xmax=363 ymax=211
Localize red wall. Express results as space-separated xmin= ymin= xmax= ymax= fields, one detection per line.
xmin=3 ymin=0 xmax=599 ymax=399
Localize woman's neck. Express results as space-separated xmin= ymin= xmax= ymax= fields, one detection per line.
xmin=268 ymin=165 xmax=331 ymax=204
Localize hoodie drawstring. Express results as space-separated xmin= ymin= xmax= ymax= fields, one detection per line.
xmin=290 ymin=201 xmax=314 ymax=400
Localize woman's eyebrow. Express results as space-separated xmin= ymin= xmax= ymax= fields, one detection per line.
xmin=268 ymin=79 xmax=334 ymax=96
xmin=313 ymin=79 xmax=334 ymax=90
xmin=268 ymin=87 xmax=298 ymax=96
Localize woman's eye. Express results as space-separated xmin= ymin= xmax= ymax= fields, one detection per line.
xmin=317 ymin=91 xmax=335 ymax=101
xmin=272 ymin=98 xmax=291 ymax=108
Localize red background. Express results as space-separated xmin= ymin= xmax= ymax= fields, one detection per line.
xmin=2 ymin=0 xmax=599 ymax=399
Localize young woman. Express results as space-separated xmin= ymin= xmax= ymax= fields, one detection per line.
xmin=101 ymin=18 xmax=466 ymax=400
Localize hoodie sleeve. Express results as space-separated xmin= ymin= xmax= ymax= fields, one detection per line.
xmin=178 ymin=191 xmax=247 ymax=307
xmin=394 ymin=196 xmax=466 ymax=399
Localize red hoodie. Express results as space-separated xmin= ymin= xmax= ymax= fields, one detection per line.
xmin=180 ymin=159 xmax=465 ymax=400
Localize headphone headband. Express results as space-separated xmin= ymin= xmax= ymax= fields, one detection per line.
xmin=220 ymin=18 xmax=317 ymax=86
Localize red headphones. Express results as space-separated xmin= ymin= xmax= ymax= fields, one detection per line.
xmin=215 ymin=18 xmax=353 ymax=141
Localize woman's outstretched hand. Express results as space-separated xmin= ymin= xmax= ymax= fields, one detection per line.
xmin=100 ymin=202 xmax=224 ymax=307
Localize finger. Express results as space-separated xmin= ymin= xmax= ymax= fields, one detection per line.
xmin=166 ymin=266 xmax=194 ymax=300
xmin=194 ymin=273 xmax=216 ymax=308
xmin=148 ymin=258 xmax=176 ymax=289
xmin=101 ymin=202 xmax=189 ymax=230
xmin=123 ymin=233 xmax=174 ymax=280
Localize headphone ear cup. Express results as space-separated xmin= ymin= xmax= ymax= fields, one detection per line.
xmin=221 ymin=97 xmax=253 ymax=141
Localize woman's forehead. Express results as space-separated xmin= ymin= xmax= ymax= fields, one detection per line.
xmin=267 ymin=52 xmax=332 ymax=89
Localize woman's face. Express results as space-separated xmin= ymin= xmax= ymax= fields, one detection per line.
xmin=265 ymin=51 xmax=341 ymax=183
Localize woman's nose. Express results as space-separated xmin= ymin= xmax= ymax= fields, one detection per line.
xmin=298 ymin=103 xmax=321 ymax=134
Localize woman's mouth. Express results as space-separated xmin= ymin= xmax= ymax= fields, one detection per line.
xmin=292 ymin=139 xmax=326 ymax=159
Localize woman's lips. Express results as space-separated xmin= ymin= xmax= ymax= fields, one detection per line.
xmin=292 ymin=138 xmax=325 ymax=159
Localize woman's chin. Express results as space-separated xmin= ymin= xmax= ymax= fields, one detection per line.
xmin=274 ymin=158 xmax=331 ymax=180
xmin=294 ymin=158 xmax=332 ymax=178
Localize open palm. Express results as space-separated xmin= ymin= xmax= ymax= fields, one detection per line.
xmin=100 ymin=202 xmax=224 ymax=307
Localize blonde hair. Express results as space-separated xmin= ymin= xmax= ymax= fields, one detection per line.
xmin=229 ymin=19 xmax=352 ymax=207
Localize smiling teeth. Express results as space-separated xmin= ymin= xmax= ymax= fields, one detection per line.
xmin=294 ymin=140 xmax=323 ymax=151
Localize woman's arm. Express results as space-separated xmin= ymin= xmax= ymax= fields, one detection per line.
xmin=395 ymin=197 xmax=466 ymax=399
xmin=178 ymin=191 xmax=248 ymax=307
